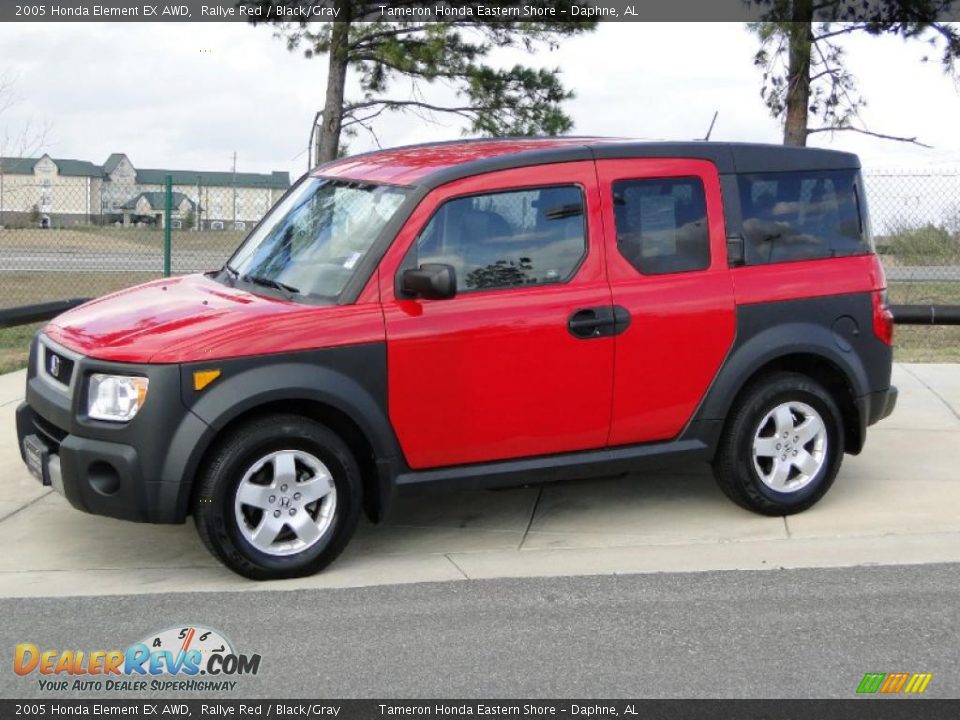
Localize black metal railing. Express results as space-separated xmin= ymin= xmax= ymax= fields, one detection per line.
xmin=891 ymin=304 xmax=960 ymax=326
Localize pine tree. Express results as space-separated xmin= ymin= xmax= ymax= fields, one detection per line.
xmin=243 ymin=1 xmax=596 ymax=162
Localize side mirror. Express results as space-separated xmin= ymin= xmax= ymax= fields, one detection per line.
xmin=401 ymin=263 xmax=457 ymax=300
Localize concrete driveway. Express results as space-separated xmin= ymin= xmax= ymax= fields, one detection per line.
xmin=1 ymin=364 xmax=958 ymax=598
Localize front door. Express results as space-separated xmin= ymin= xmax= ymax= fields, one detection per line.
xmin=596 ymin=158 xmax=736 ymax=446
xmin=380 ymin=162 xmax=614 ymax=469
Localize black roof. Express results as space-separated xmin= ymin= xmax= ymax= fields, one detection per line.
xmin=421 ymin=140 xmax=860 ymax=189
xmin=315 ymin=137 xmax=862 ymax=191
xmin=591 ymin=141 xmax=860 ymax=174
xmin=372 ymin=137 xmax=860 ymax=188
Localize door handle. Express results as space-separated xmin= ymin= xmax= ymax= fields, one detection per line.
xmin=567 ymin=306 xmax=631 ymax=339
xmin=568 ymin=307 xmax=614 ymax=339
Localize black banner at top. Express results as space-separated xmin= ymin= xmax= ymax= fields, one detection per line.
xmin=4 ymin=0 xmax=960 ymax=23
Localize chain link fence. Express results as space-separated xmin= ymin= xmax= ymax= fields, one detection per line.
xmin=1 ymin=167 xmax=958 ymax=366
xmin=0 ymin=179 xmax=253 ymax=307
xmin=865 ymin=168 xmax=960 ymax=361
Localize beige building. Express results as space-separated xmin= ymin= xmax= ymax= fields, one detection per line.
xmin=0 ymin=153 xmax=290 ymax=229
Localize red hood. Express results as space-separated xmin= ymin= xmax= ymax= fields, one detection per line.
xmin=45 ymin=274 xmax=384 ymax=364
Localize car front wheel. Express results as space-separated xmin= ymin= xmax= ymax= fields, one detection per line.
xmin=193 ymin=414 xmax=362 ymax=580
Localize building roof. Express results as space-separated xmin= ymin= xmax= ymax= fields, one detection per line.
xmin=0 ymin=153 xmax=291 ymax=189
xmin=103 ymin=153 xmax=127 ymax=174
xmin=56 ymin=158 xmax=105 ymax=177
xmin=1 ymin=155 xmax=104 ymax=177
xmin=0 ymin=157 xmax=38 ymax=174
xmin=315 ymin=137 xmax=861 ymax=188
xmin=118 ymin=191 xmax=196 ymax=212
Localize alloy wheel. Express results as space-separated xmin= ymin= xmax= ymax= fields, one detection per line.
xmin=233 ymin=449 xmax=337 ymax=556
xmin=751 ymin=401 xmax=828 ymax=494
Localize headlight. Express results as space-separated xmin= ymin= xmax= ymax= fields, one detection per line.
xmin=87 ymin=374 xmax=149 ymax=422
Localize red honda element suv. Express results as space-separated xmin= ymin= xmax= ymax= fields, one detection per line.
xmin=16 ymin=139 xmax=897 ymax=579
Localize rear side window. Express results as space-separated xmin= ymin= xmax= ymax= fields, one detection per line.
xmin=612 ymin=177 xmax=711 ymax=275
xmin=413 ymin=185 xmax=587 ymax=293
xmin=737 ymin=169 xmax=869 ymax=265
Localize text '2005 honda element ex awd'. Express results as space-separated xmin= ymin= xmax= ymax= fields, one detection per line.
xmin=17 ymin=139 xmax=898 ymax=579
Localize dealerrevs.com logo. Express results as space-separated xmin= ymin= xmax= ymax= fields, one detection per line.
xmin=14 ymin=625 xmax=261 ymax=693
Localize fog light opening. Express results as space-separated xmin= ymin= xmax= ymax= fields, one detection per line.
xmin=88 ymin=461 xmax=122 ymax=496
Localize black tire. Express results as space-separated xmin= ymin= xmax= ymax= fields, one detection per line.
xmin=712 ymin=371 xmax=845 ymax=516
xmin=193 ymin=414 xmax=362 ymax=580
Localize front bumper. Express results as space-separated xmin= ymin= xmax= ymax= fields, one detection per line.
xmin=17 ymin=402 xmax=153 ymax=521
xmin=16 ymin=334 xmax=211 ymax=524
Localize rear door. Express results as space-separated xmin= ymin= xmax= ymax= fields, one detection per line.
xmin=596 ymin=159 xmax=736 ymax=445
xmin=380 ymin=162 xmax=614 ymax=469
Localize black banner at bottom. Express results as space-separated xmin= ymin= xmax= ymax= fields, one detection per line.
xmin=3 ymin=699 xmax=960 ymax=720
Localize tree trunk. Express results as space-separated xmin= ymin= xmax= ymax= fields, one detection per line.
xmin=783 ymin=5 xmax=814 ymax=146
xmin=316 ymin=11 xmax=351 ymax=165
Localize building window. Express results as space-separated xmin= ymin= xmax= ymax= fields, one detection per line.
xmin=171 ymin=220 xmax=182 ymax=229
xmin=211 ymin=220 xmax=224 ymax=230
xmin=234 ymin=221 xmax=246 ymax=231
xmin=612 ymin=177 xmax=711 ymax=275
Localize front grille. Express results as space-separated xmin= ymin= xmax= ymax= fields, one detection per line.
xmin=32 ymin=414 xmax=67 ymax=452
xmin=42 ymin=346 xmax=75 ymax=387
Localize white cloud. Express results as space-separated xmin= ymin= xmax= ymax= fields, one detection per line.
xmin=1 ymin=21 xmax=958 ymax=177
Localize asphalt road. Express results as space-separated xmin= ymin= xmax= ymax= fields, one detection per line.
xmin=2 ymin=563 xmax=958 ymax=699
xmin=1 ymin=249 xmax=960 ymax=280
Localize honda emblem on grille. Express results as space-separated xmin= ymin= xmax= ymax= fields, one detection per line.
xmin=49 ymin=354 xmax=60 ymax=379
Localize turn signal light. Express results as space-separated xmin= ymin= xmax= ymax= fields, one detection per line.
xmin=193 ymin=369 xmax=222 ymax=391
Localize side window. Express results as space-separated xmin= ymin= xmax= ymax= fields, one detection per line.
xmin=612 ymin=177 xmax=710 ymax=275
xmin=737 ymin=169 xmax=869 ymax=265
xmin=413 ymin=185 xmax=586 ymax=293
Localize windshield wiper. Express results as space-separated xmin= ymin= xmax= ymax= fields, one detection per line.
xmin=241 ymin=274 xmax=301 ymax=296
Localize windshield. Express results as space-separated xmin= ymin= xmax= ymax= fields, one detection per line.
xmin=225 ymin=177 xmax=408 ymax=301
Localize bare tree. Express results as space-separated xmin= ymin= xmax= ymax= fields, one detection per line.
xmin=0 ymin=74 xmax=50 ymax=224
xmin=749 ymin=1 xmax=960 ymax=146
xmin=0 ymin=74 xmax=49 ymax=162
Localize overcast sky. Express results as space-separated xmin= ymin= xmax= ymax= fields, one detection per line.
xmin=2 ymin=21 xmax=960 ymax=180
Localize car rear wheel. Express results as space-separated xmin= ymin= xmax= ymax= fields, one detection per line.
xmin=193 ymin=414 xmax=362 ymax=580
xmin=712 ymin=372 xmax=844 ymax=515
